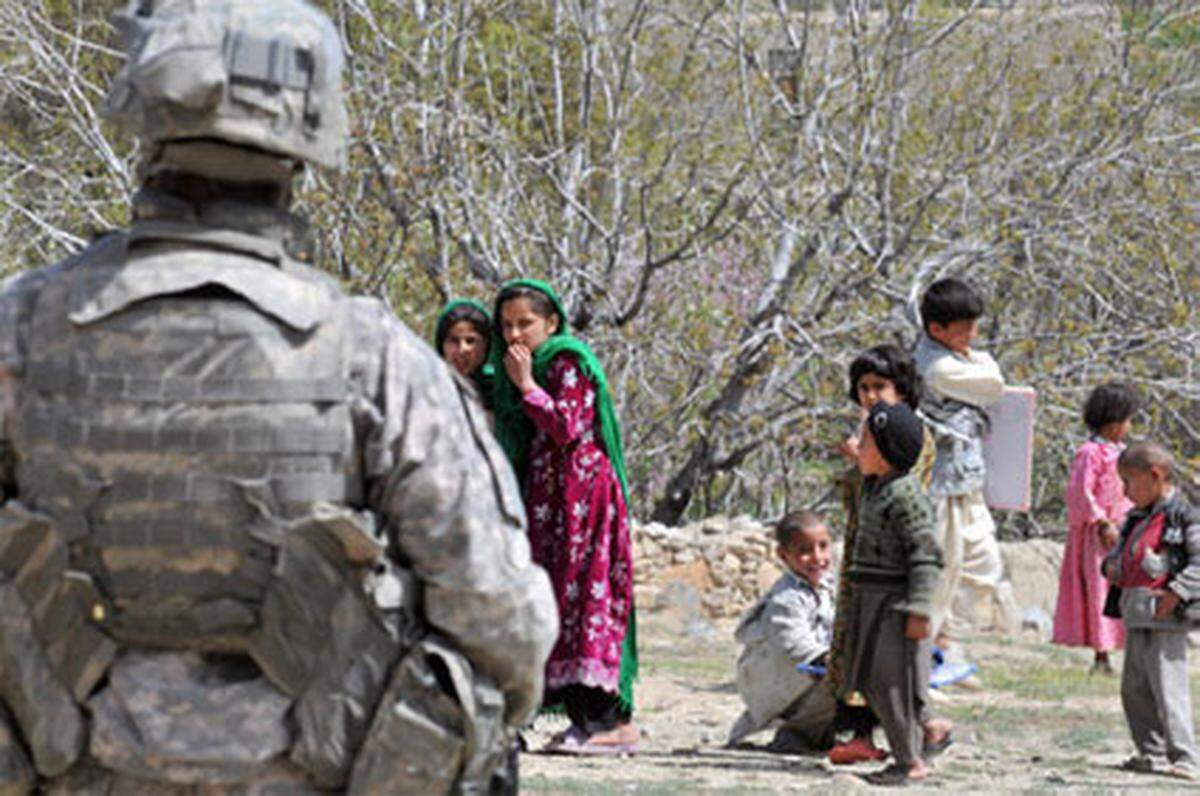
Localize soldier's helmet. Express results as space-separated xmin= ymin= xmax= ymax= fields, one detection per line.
xmin=105 ymin=0 xmax=348 ymax=170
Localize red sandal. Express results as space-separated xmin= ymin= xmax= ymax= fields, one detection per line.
xmin=829 ymin=736 xmax=888 ymax=765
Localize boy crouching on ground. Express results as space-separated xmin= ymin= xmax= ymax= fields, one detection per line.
xmin=728 ymin=511 xmax=838 ymax=752
xmin=1103 ymin=441 xmax=1200 ymax=780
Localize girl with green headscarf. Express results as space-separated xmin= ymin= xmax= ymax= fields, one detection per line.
xmin=492 ymin=279 xmax=639 ymax=754
xmin=433 ymin=298 xmax=496 ymax=409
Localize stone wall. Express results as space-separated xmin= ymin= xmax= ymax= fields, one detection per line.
xmin=634 ymin=516 xmax=1065 ymax=633
xmin=633 ymin=516 xmax=785 ymax=619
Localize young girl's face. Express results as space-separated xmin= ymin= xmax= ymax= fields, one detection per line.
xmin=779 ymin=525 xmax=833 ymax=587
xmin=856 ymin=372 xmax=903 ymax=409
xmin=856 ymin=426 xmax=892 ymax=476
xmin=441 ymin=320 xmax=488 ymax=377
xmin=499 ymin=297 xmax=559 ymax=351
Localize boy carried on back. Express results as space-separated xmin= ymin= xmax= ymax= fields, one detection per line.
xmin=728 ymin=511 xmax=838 ymax=753
xmin=1102 ymin=442 xmax=1200 ymax=781
xmin=913 ymin=278 xmax=1019 ymax=649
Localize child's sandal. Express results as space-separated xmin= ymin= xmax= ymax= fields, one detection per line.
xmin=829 ymin=737 xmax=888 ymax=765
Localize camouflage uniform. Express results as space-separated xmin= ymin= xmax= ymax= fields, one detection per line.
xmin=0 ymin=1 xmax=556 ymax=792
xmin=840 ymin=473 xmax=942 ymax=768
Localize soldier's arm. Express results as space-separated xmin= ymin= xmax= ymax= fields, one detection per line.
xmin=0 ymin=271 xmax=37 ymax=498
xmin=0 ymin=369 xmax=16 ymax=498
xmin=355 ymin=304 xmax=557 ymax=726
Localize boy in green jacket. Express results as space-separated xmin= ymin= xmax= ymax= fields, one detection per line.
xmin=844 ymin=402 xmax=945 ymax=784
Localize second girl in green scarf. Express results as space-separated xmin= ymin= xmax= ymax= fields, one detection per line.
xmin=433 ymin=298 xmax=496 ymax=409
xmin=492 ymin=279 xmax=639 ymax=754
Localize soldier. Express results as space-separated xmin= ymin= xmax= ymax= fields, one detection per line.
xmin=0 ymin=0 xmax=556 ymax=792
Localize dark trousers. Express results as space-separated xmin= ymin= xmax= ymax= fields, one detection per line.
xmin=835 ymin=701 xmax=880 ymax=738
xmin=556 ymin=685 xmax=631 ymax=734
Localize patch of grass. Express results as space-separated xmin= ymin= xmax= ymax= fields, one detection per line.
xmin=980 ymin=657 xmax=1120 ymax=702
xmin=941 ymin=701 xmax=1048 ymax=731
xmin=524 ymin=776 xmax=724 ymax=794
xmin=1051 ymin=722 xmax=1115 ymax=752
xmin=642 ymin=648 xmax=734 ymax=684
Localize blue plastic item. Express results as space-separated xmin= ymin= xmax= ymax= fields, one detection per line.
xmin=796 ymin=647 xmax=978 ymax=689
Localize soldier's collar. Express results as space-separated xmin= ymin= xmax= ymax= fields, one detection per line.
xmin=132 ymin=189 xmax=318 ymax=264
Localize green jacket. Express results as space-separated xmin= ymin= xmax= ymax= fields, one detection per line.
xmin=849 ymin=472 xmax=943 ymax=616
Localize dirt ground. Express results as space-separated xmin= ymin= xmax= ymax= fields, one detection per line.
xmin=522 ymin=611 xmax=1200 ymax=793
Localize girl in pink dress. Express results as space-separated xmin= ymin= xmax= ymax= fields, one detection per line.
xmin=492 ymin=279 xmax=638 ymax=754
xmin=1052 ymin=382 xmax=1139 ymax=673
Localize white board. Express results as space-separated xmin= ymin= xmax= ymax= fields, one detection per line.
xmin=982 ymin=386 xmax=1037 ymax=511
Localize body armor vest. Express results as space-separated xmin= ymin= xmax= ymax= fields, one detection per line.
xmin=16 ymin=224 xmax=357 ymax=649
xmin=5 ymin=224 xmax=409 ymax=785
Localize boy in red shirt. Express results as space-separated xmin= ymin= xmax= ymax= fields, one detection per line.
xmin=1102 ymin=442 xmax=1200 ymax=780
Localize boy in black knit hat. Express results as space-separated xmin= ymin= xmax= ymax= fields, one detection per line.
xmin=843 ymin=402 xmax=946 ymax=784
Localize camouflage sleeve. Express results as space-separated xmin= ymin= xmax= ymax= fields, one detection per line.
xmin=0 ymin=270 xmax=44 ymax=497
xmin=888 ymin=481 xmax=942 ymax=617
xmin=350 ymin=299 xmax=557 ymax=726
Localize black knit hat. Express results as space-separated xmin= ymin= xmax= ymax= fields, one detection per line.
xmin=866 ymin=402 xmax=925 ymax=473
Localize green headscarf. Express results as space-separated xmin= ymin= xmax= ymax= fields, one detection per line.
xmin=489 ymin=280 xmax=629 ymax=503
xmin=490 ymin=278 xmax=637 ymax=712
xmin=434 ymin=298 xmax=497 ymax=405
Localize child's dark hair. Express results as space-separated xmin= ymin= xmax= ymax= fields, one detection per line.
xmin=1083 ymin=382 xmax=1140 ymax=434
xmin=435 ymin=303 xmax=491 ymax=353
xmin=920 ymin=278 xmax=985 ymax=332
xmin=775 ymin=510 xmax=826 ymax=549
xmin=1118 ymin=442 xmax=1175 ymax=479
xmin=847 ymin=344 xmax=922 ymax=409
xmin=493 ymin=284 xmax=561 ymax=329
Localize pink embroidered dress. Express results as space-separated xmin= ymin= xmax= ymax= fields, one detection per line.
xmin=522 ymin=352 xmax=634 ymax=695
xmin=1052 ymin=437 xmax=1132 ymax=650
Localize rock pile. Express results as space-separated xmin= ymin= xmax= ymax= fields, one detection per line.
xmin=632 ymin=515 xmax=791 ymax=619
xmin=634 ymin=515 xmax=1065 ymax=633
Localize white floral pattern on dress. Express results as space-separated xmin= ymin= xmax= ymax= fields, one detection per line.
xmin=520 ymin=353 xmax=633 ymax=700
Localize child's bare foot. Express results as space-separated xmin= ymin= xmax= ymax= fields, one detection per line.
xmin=541 ymin=724 xmax=586 ymax=752
xmin=546 ymin=723 xmax=638 ymax=756
xmin=1090 ymin=652 xmax=1115 ymax=676
xmin=587 ymin=723 xmax=639 ymax=746
xmin=923 ymin=716 xmax=954 ymax=759
xmin=1168 ymin=763 xmax=1198 ymax=781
